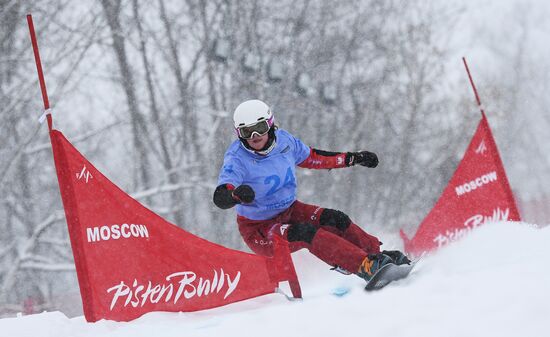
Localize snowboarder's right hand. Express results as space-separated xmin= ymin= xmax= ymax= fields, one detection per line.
xmin=232 ymin=184 xmax=255 ymax=204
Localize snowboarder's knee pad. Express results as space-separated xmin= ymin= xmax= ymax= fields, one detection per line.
xmin=320 ymin=208 xmax=351 ymax=231
xmin=287 ymin=223 xmax=318 ymax=244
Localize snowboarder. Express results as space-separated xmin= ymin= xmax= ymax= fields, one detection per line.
xmin=213 ymin=99 xmax=410 ymax=284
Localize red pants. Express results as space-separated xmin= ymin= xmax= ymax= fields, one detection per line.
xmin=237 ymin=200 xmax=380 ymax=273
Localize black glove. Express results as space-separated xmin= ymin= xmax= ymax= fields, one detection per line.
xmin=346 ymin=151 xmax=378 ymax=168
xmin=382 ymin=250 xmax=411 ymax=265
xmin=232 ymin=185 xmax=255 ymax=204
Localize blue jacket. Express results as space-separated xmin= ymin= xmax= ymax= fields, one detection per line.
xmin=217 ymin=129 xmax=310 ymax=220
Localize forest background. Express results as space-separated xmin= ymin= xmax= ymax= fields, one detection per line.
xmin=1 ymin=0 xmax=549 ymax=316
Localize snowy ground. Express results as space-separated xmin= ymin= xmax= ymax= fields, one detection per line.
xmin=1 ymin=221 xmax=549 ymax=337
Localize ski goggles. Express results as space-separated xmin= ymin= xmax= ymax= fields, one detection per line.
xmin=235 ymin=116 xmax=274 ymax=139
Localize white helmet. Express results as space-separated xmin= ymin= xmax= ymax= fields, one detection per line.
xmin=233 ymin=99 xmax=273 ymax=128
xmin=233 ymin=99 xmax=275 ymax=139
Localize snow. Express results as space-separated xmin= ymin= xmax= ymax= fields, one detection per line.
xmin=1 ymin=221 xmax=549 ymax=337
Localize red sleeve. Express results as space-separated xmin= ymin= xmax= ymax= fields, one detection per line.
xmin=298 ymin=148 xmax=348 ymax=169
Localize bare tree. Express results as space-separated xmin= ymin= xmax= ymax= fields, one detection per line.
xmin=100 ymin=0 xmax=153 ymax=191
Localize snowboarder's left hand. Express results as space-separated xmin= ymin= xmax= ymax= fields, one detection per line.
xmin=346 ymin=151 xmax=378 ymax=168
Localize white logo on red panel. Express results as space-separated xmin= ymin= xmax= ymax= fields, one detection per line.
xmin=107 ymin=269 xmax=241 ymax=310
xmin=279 ymin=224 xmax=290 ymax=235
xmin=76 ymin=165 xmax=93 ymax=183
xmin=432 ymin=207 xmax=510 ymax=247
xmin=475 ymin=140 xmax=487 ymax=155
xmin=455 ymin=171 xmax=498 ymax=196
xmin=86 ymin=224 xmax=149 ymax=242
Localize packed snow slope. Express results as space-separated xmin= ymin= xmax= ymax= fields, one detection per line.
xmin=2 ymin=221 xmax=549 ymax=337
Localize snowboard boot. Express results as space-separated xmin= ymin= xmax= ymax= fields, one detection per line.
xmin=382 ymin=250 xmax=411 ymax=265
xmin=356 ymin=253 xmax=393 ymax=282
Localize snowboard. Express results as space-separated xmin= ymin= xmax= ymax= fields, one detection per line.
xmin=364 ymin=262 xmax=416 ymax=291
